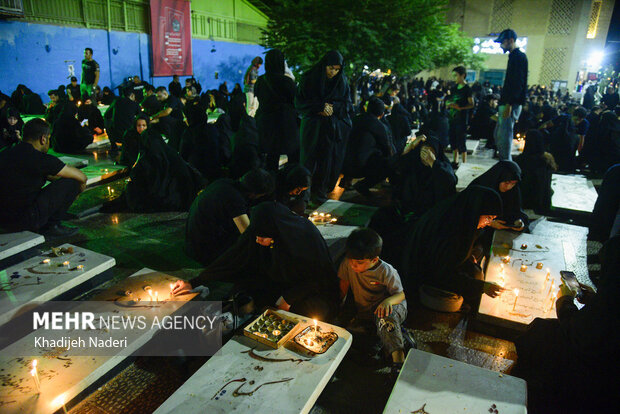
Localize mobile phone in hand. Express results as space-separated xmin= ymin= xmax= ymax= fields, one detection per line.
xmin=560 ymin=271 xmax=584 ymax=301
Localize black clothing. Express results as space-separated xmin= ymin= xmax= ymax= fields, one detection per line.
xmin=45 ymin=100 xmax=66 ymax=130
xmin=180 ymin=104 xmax=221 ymax=180
xmin=0 ymin=109 xmax=23 ymax=149
xmin=393 ymin=137 xmax=456 ymax=217
xmin=470 ymin=100 xmax=497 ymax=145
xmin=275 ymin=163 xmax=311 ymax=216
xmin=601 ymin=92 xmax=619 ymax=110
xmin=215 ymin=113 xmax=233 ymax=166
xmin=131 ymin=81 xmax=147 ymax=102
xmin=185 ymin=179 xmax=249 ymax=266
xmin=0 ymin=142 xmax=74 ymax=231
xmin=296 ymin=50 xmax=353 ymax=200
xmin=81 ymin=59 xmax=99 ymax=85
xmin=22 ymin=91 xmax=46 ymax=114
xmin=154 ymin=95 xmax=184 ymax=151
xmin=548 ymin=114 xmax=579 ymax=172
xmin=168 ymin=80 xmax=182 ymax=98
xmin=255 ymin=49 xmax=300 ymax=171
xmin=77 ymin=102 xmax=104 ymax=133
xmin=469 ymin=160 xmax=528 ymax=225
xmin=119 ymin=128 xmax=142 ymax=167
xmin=194 ymin=201 xmax=339 ymax=321
xmin=589 ymin=164 xmax=620 ymax=242
xmin=499 ymin=48 xmax=528 ymax=106
xmin=594 ymin=111 xmax=620 ymax=173
xmin=344 ymin=112 xmax=392 ymax=174
xmin=515 ymin=131 xmax=556 ymax=212
xmin=104 ymin=97 xmax=140 ymax=149
xmin=387 ymin=104 xmax=412 ymax=155
xmin=229 ymin=114 xmax=261 ymax=180
xmin=399 ymin=186 xmax=503 ymax=301
xmin=66 ymin=84 xmax=81 ymax=101
xmin=513 ymin=236 xmax=620 ymax=414
xmin=582 ymin=86 xmax=595 ymax=110
xmin=10 ymin=86 xmax=26 ymax=112
xmin=140 ymin=94 xmax=161 ymax=116
xmin=101 ymin=91 xmax=116 ymax=105
xmin=124 ymin=129 xmax=204 ymax=212
xmin=52 ymin=105 xmax=93 ymax=153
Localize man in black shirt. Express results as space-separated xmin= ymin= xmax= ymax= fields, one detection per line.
xmin=447 ymin=65 xmax=474 ymax=165
xmin=80 ymin=48 xmax=100 ymax=99
xmin=601 ymin=86 xmax=619 ymax=110
xmin=66 ymin=77 xmax=81 ymax=103
xmin=130 ymin=75 xmax=147 ymax=103
xmin=494 ymin=29 xmax=528 ymax=160
xmin=168 ymin=75 xmax=182 ymax=98
xmin=140 ymin=84 xmax=161 ymax=116
xmin=0 ymin=119 xmax=87 ymax=237
xmin=152 ymin=86 xmax=184 ymax=149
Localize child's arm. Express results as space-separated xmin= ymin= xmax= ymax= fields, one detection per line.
xmin=339 ymin=279 xmax=350 ymax=304
xmin=375 ymin=291 xmax=405 ymax=318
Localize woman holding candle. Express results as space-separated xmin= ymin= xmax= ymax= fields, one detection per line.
xmin=513 ymin=236 xmax=620 ymax=413
xmin=399 ymin=185 xmax=505 ymax=309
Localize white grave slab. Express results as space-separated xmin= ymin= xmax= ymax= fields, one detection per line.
xmin=82 ymin=163 xmax=128 ymax=186
xmin=383 ymin=349 xmax=526 ymax=414
xmin=551 ymin=174 xmax=597 ymax=213
xmin=478 ymin=231 xmax=566 ymax=330
xmin=313 ymin=200 xmax=378 ymax=227
xmin=0 ymin=232 xmax=45 ymax=261
xmin=154 ymin=311 xmax=352 ymax=414
xmin=58 ymin=156 xmax=89 ymax=168
xmin=316 ymin=224 xmax=358 ymax=258
xmin=0 ymin=268 xmax=198 ymax=414
xmin=455 ymin=160 xmax=495 ymax=191
xmin=85 ymin=134 xmax=110 ymax=150
xmin=0 ymin=244 xmax=115 ymax=326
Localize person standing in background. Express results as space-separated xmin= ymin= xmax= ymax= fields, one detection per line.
xmin=494 ymin=29 xmax=528 ymax=160
xmin=80 ymin=48 xmax=99 ymax=99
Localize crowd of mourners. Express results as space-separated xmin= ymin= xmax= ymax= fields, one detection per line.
xmin=0 ymin=43 xmax=618 ymax=413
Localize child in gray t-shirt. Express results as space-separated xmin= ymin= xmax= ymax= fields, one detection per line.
xmin=338 ymin=228 xmax=407 ymax=368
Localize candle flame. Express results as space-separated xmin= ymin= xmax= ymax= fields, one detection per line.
xmin=32 ymin=359 xmax=37 ymax=368
xmin=514 ymin=288 xmax=519 ymax=296
xmin=170 ymin=283 xmax=174 ymax=290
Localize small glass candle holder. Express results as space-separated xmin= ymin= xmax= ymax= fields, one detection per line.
xmin=501 ymin=256 xmax=511 ymax=264
xmin=536 ymin=262 xmax=543 ymax=269
xmin=63 ymin=261 xmax=70 ymax=267
xmin=520 ymin=244 xmax=528 ymax=250
xmin=42 ymin=259 xmax=51 ymax=266
xmin=77 ymin=265 xmax=84 ymax=271
xmin=520 ymin=264 xmax=527 ymax=272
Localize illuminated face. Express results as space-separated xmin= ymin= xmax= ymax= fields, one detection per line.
xmin=50 ymin=94 xmax=59 ymax=104
xmin=84 ymin=49 xmax=92 ymax=59
xmin=156 ymin=91 xmax=168 ymax=101
xmin=478 ymin=215 xmax=497 ymax=229
xmin=7 ymin=116 xmax=18 ymax=126
xmin=348 ymin=257 xmax=377 ymax=273
xmin=256 ymin=236 xmax=274 ymax=247
xmin=499 ymin=180 xmax=518 ymax=193
xmin=326 ymin=65 xmax=341 ymax=79
xmin=136 ymin=119 xmax=148 ymax=134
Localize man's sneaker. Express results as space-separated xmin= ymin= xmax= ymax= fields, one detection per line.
xmin=41 ymin=223 xmax=79 ymax=239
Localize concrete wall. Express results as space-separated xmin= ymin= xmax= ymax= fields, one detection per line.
xmin=0 ymin=20 xmax=265 ymax=103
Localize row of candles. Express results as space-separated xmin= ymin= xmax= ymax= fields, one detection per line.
xmin=143 ymin=283 xmax=177 ymax=302
xmin=309 ymin=211 xmax=337 ymax=224
xmin=498 ymin=261 xmax=558 ymax=313
xmin=41 ymin=259 xmax=84 ymax=271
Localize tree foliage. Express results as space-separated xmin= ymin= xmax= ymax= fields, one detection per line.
xmin=261 ymin=0 xmax=485 ymax=79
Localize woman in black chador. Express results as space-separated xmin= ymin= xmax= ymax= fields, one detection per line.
xmin=399 ymin=186 xmax=504 ymax=306
xmin=173 ymin=201 xmax=339 ymax=321
xmin=296 ymin=50 xmax=353 ymax=203
xmin=514 ymin=129 xmax=557 ymax=212
xmin=119 ymin=114 xmax=149 ymax=168
xmin=469 ymin=160 xmax=529 ymax=231
xmin=255 ymin=49 xmax=299 ymax=171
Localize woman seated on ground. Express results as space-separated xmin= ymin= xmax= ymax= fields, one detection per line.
xmin=51 ymin=104 xmax=93 ymax=153
xmin=103 ymin=129 xmax=204 ymax=213
xmin=392 ymin=133 xmax=456 ymax=218
xmin=119 ymin=114 xmax=149 ymax=167
xmin=513 ymin=236 xmax=620 ymax=414
xmin=77 ymin=95 xmax=105 ymax=135
xmin=173 ymin=201 xmax=340 ymax=321
xmin=589 ymin=163 xmax=620 ymax=243
xmin=469 ymin=160 xmax=529 ymax=232
xmin=100 ymin=86 xmax=116 ymax=105
xmin=398 ymin=186 xmax=504 ymax=308
xmin=275 ymin=163 xmax=311 ymax=216
xmin=228 ymin=94 xmax=262 ymax=179
xmin=185 ymin=168 xmax=274 ymax=266
xmin=514 ymin=130 xmax=557 ymax=213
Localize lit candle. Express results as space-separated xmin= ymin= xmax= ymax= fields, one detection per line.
xmin=31 ymin=359 xmax=40 ymax=393
xmin=42 ymin=259 xmax=51 ymax=266
xmin=547 ymin=280 xmax=555 ymax=299
xmin=312 ymin=211 xmax=318 ymax=216
xmin=536 ymin=262 xmax=543 ymax=269
xmin=520 ymin=265 xmax=527 ymax=272
xmin=520 ymin=244 xmax=527 ymax=250
xmin=146 ymin=288 xmax=153 ymax=302
xmin=549 ymin=291 xmax=558 ymax=311
xmin=107 ymin=186 xmax=112 ymax=196
xmin=330 ymin=218 xmax=337 ymax=223
xmin=512 ymin=289 xmax=519 ymax=311
xmin=77 ymin=265 xmax=84 ymax=271
xmin=63 ymin=261 xmax=70 ymax=268
xmin=319 ymin=213 xmax=325 ymax=217
xmin=169 ymin=283 xmax=174 ymax=299
xmin=154 ymin=291 xmax=158 ymax=303
xmin=313 ymin=319 xmax=318 ymax=335
xmin=502 ymin=256 xmax=510 ymax=264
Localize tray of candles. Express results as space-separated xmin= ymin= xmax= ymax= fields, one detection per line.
xmin=243 ymin=309 xmax=301 ymax=349
xmin=309 ymin=211 xmax=338 ymax=225
xmin=292 ymin=323 xmax=338 ymax=356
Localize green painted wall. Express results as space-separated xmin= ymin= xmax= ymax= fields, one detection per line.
xmin=189 ymin=0 xmax=267 ymax=43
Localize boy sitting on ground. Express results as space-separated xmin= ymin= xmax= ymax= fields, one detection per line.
xmin=338 ymin=228 xmax=408 ymax=373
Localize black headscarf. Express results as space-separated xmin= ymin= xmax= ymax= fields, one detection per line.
xmin=302 ymin=50 xmax=346 ymax=102
xmin=0 ymin=108 xmax=23 ymax=148
xmin=469 ymin=160 xmax=528 ymax=224
xmin=590 ymin=164 xmax=620 ymax=242
xmin=400 ymin=185 xmax=502 ymax=295
xmin=275 ymin=163 xmax=311 ymax=215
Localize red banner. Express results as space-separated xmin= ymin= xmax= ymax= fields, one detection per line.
xmin=150 ymin=0 xmax=193 ymax=76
